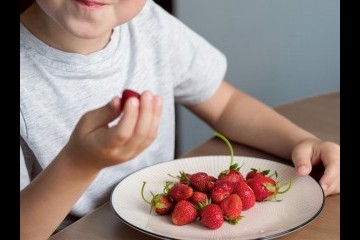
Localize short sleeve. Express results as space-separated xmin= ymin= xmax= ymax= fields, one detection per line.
xmin=149 ymin=1 xmax=227 ymax=105
xmin=20 ymin=111 xmax=30 ymax=190
xmin=167 ymin=13 xmax=227 ymax=105
xmin=20 ymin=145 xmax=30 ymax=190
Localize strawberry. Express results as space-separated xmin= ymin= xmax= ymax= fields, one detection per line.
xmin=246 ymin=168 xmax=270 ymax=180
xmin=210 ymin=180 xmax=234 ymax=204
xmin=207 ymin=176 xmax=217 ymax=182
xmin=189 ymin=191 xmax=208 ymax=205
xmin=246 ymin=174 xmax=291 ymax=202
xmin=200 ymin=203 xmax=224 ymax=229
xmin=168 ymin=183 xmax=193 ymax=202
xmin=189 ymin=172 xmax=209 ymax=192
xmin=120 ymin=89 xmax=140 ymax=111
xmin=232 ymin=180 xmax=256 ymax=210
xmin=141 ymin=182 xmax=174 ymax=215
xmin=168 ymin=171 xmax=191 ymax=184
xmin=171 ymin=200 xmax=198 ymax=225
xmin=215 ymin=132 xmax=245 ymax=184
xmin=205 ymin=176 xmax=217 ymax=193
xmin=151 ymin=195 xmax=173 ymax=215
xmin=219 ymin=194 xmax=243 ymax=224
xmin=218 ymin=169 xmax=245 ymax=183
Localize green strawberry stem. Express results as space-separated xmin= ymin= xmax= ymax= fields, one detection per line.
xmin=168 ymin=171 xmax=189 ymax=184
xmin=215 ymin=132 xmax=234 ymax=167
xmin=141 ymin=181 xmax=152 ymax=205
xmin=269 ymin=170 xmax=278 ymax=179
xmin=167 ymin=173 xmax=178 ymax=179
xmin=163 ymin=181 xmax=173 ymax=194
xmin=225 ymin=216 xmax=243 ymax=225
xmin=277 ymin=181 xmax=292 ymax=194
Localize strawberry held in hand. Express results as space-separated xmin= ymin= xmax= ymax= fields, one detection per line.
xmin=120 ymin=89 xmax=140 ymax=111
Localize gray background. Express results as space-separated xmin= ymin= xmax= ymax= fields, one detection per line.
xmin=173 ymin=0 xmax=340 ymax=155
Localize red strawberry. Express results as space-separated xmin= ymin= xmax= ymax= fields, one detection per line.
xmin=218 ymin=169 xmax=245 ymax=183
xmin=189 ymin=172 xmax=209 ymax=192
xmin=171 ymin=200 xmax=198 ymax=226
xmin=200 ymin=203 xmax=224 ymax=230
xmin=215 ymin=132 xmax=245 ymax=184
xmin=246 ymin=174 xmax=291 ymax=202
xmin=219 ymin=194 xmax=243 ymax=224
xmin=152 ymin=195 xmax=174 ymax=215
xmin=205 ymin=176 xmax=217 ymax=193
xmin=168 ymin=171 xmax=191 ymax=184
xmin=210 ymin=180 xmax=234 ymax=204
xmin=232 ymin=180 xmax=256 ymax=210
xmin=169 ymin=183 xmax=193 ymax=202
xmin=207 ymin=176 xmax=217 ymax=182
xmin=141 ymin=182 xmax=174 ymax=215
xmin=246 ymin=168 xmax=271 ymax=180
xmin=120 ymin=89 xmax=140 ymax=111
xmin=189 ymin=191 xmax=208 ymax=205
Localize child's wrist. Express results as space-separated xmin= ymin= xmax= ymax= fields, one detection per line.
xmin=58 ymin=145 xmax=101 ymax=176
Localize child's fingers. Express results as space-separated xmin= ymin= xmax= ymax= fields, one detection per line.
xmin=319 ymin=161 xmax=340 ymax=196
xmin=110 ymin=97 xmax=140 ymax=144
xmin=319 ymin=142 xmax=340 ymax=195
xmin=124 ymin=93 xmax=162 ymax=152
xmin=79 ymin=97 xmax=121 ymax=131
xmin=146 ymin=96 xmax=162 ymax=145
xmin=320 ymin=164 xmax=340 ymax=195
xmin=292 ymin=141 xmax=313 ymax=176
xmin=130 ymin=92 xmax=155 ymax=148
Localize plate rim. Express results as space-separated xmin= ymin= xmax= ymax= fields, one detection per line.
xmin=110 ymin=155 xmax=325 ymax=240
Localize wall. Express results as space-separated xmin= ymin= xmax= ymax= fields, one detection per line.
xmin=173 ymin=0 xmax=340 ymax=155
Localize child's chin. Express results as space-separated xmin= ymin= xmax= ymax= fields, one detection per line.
xmin=67 ymin=22 xmax=114 ymax=40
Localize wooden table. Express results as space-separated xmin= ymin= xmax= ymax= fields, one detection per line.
xmin=50 ymin=92 xmax=340 ymax=240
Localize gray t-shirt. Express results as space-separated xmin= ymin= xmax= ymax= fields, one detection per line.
xmin=20 ymin=0 xmax=227 ymax=216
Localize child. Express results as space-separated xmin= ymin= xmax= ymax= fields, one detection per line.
xmin=20 ymin=0 xmax=340 ymax=239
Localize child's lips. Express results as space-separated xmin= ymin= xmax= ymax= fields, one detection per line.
xmin=75 ymin=0 xmax=108 ymax=8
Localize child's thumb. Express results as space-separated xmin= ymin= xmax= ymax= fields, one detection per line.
xmin=292 ymin=141 xmax=313 ymax=176
xmin=80 ymin=97 xmax=121 ymax=130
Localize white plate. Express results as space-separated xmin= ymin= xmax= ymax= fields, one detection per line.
xmin=111 ymin=156 xmax=324 ymax=240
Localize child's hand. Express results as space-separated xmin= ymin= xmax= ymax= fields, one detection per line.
xmin=291 ymin=139 xmax=340 ymax=196
xmin=63 ymin=91 xmax=162 ymax=172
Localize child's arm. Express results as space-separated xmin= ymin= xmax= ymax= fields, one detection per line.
xmin=20 ymin=93 xmax=162 ymax=240
xmin=187 ymin=81 xmax=340 ymax=196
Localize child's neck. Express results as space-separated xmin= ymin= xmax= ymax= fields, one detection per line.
xmin=20 ymin=3 xmax=112 ymax=55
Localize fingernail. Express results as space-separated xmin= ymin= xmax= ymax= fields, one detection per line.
xmin=298 ymin=165 xmax=308 ymax=174
xmin=128 ymin=97 xmax=139 ymax=107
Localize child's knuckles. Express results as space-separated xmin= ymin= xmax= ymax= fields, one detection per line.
xmin=146 ymin=131 xmax=157 ymax=143
xmin=115 ymin=131 xmax=132 ymax=143
xmin=133 ymin=131 xmax=147 ymax=141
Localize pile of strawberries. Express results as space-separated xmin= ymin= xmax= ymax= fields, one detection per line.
xmin=141 ymin=133 xmax=291 ymax=230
